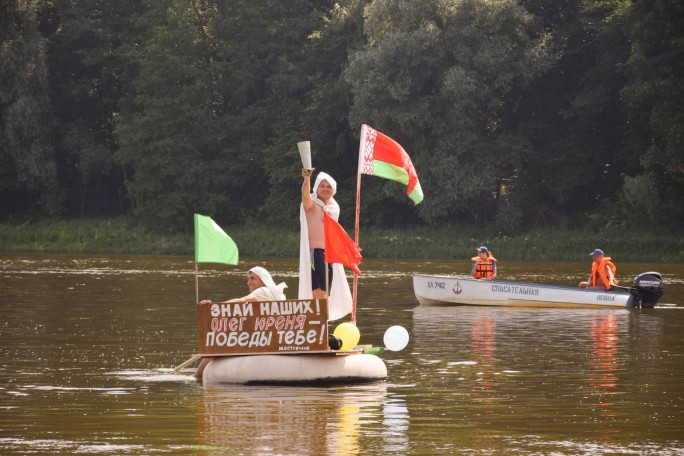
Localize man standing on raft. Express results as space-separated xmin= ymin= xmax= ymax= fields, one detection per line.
xmin=299 ymin=168 xmax=352 ymax=321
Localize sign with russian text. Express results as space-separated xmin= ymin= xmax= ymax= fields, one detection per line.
xmin=197 ymin=299 xmax=330 ymax=355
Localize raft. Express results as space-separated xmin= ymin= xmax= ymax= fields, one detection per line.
xmin=202 ymin=353 xmax=387 ymax=385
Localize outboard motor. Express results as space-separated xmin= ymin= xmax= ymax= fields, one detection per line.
xmin=630 ymin=272 xmax=664 ymax=308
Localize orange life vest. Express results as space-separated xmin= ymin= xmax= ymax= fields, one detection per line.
xmin=590 ymin=257 xmax=618 ymax=289
xmin=471 ymin=256 xmax=497 ymax=279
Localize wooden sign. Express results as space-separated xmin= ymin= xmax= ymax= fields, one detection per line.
xmin=197 ymin=299 xmax=330 ymax=355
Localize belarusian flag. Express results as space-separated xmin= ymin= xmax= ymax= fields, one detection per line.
xmin=357 ymin=124 xmax=424 ymax=204
xmin=194 ymin=214 xmax=239 ymax=265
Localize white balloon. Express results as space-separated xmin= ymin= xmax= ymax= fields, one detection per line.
xmin=383 ymin=326 xmax=409 ymax=351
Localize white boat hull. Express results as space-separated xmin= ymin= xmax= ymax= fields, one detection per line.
xmin=413 ymin=274 xmax=634 ymax=309
xmin=202 ymin=353 xmax=388 ymax=385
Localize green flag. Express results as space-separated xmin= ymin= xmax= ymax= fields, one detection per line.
xmin=194 ymin=214 xmax=239 ymax=265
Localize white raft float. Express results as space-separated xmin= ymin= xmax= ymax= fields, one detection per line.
xmin=202 ymin=352 xmax=388 ymax=385
xmin=190 ymin=302 xmax=405 ymax=385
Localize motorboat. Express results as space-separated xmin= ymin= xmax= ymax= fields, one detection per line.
xmin=413 ymin=272 xmax=664 ymax=309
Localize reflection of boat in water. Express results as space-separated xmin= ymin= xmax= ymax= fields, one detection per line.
xmin=203 ymin=353 xmax=387 ymax=385
xmin=197 ymin=383 xmax=409 ymax=454
xmin=589 ymin=314 xmax=619 ymax=408
xmin=413 ymin=272 xmax=664 ymax=309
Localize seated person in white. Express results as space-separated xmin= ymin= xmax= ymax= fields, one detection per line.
xmin=195 ymin=266 xmax=287 ymax=377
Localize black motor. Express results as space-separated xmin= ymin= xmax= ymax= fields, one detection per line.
xmin=630 ymin=271 xmax=664 ymax=308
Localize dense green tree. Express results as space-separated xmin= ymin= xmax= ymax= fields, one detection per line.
xmin=116 ymin=0 xmax=229 ymax=228
xmin=117 ymin=0 xmax=337 ymax=230
xmin=45 ymin=0 xmax=145 ymax=216
xmin=518 ymin=0 xmax=630 ymax=226
xmin=344 ymin=0 xmax=552 ymax=228
xmin=214 ymin=0 xmax=334 ymax=227
xmin=1 ymin=0 xmax=681 ymax=236
xmin=618 ymin=0 xmax=684 ymax=227
xmin=261 ymin=0 xmax=368 ymax=228
xmin=0 ymin=0 xmax=62 ymax=216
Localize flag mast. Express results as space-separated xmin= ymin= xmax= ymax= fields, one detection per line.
xmin=352 ymin=170 xmax=362 ymax=323
xmin=194 ymin=214 xmax=199 ymax=305
xmin=195 ymin=262 xmax=199 ymax=304
xmin=352 ymin=125 xmax=368 ymax=323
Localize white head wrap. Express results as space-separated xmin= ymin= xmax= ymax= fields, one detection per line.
xmin=249 ymin=266 xmax=287 ymax=300
xmin=311 ymin=172 xmax=340 ymax=221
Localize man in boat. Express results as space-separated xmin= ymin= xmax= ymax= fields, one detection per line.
xmin=298 ymin=168 xmax=352 ymax=321
xmin=579 ymin=249 xmax=619 ymax=290
xmin=195 ymin=266 xmax=287 ymax=378
xmin=471 ymin=246 xmax=497 ymax=280
xmin=198 ymin=266 xmax=287 ymax=305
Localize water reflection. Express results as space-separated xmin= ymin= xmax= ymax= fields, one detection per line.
xmin=588 ymin=315 xmax=619 ymax=408
xmin=471 ymin=317 xmax=496 ymax=391
xmin=196 ymin=384 xmax=408 ymax=455
xmin=381 ymin=398 xmax=410 ymax=453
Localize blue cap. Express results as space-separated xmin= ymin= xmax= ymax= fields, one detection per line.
xmin=477 ymin=246 xmax=488 ymax=253
xmin=590 ymin=249 xmax=604 ymax=256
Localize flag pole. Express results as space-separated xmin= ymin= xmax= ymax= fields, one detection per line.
xmin=195 ymin=262 xmax=199 ymax=304
xmin=352 ymin=124 xmax=368 ymax=323
xmin=325 ymin=261 xmax=330 ymax=300
xmin=352 ymin=172 xmax=362 ymax=322
xmin=193 ymin=214 xmax=199 ymax=305
xmin=352 ymin=172 xmax=364 ymax=321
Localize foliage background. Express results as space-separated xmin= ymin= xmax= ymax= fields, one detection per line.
xmin=1 ymin=0 xmax=683 ymax=240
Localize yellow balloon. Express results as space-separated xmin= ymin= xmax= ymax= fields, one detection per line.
xmin=333 ymin=322 xmax=361 ymax=351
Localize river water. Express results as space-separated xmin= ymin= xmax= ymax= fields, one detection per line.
xmin=1 ymin=254 xmax=683 ymax=455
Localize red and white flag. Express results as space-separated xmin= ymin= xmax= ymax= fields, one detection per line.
xmin=358 ymin=124 xmax=424 ymax=204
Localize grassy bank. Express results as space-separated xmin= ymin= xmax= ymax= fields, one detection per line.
xmin=0 ymin=218 xmax=682 ymax=262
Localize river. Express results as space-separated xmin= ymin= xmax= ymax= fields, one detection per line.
xmin=1 ymin=254 xmax=683 ymax=455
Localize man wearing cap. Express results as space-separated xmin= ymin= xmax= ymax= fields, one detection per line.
xmin=471 ymin=246 xmax=497 ymax=279
xmin=579 ymin=249 xmax=619 ymax=290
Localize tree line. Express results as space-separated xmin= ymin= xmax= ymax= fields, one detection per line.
xmin=1 ymin=0 xmax=682 ymax=233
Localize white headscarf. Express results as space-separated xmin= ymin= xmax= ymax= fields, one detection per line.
xmin=311 ymin=172 xmax=340 ymax=221
xmin=249 ymin=266 xmax=287 ymax=300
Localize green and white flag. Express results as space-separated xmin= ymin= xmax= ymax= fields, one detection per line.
xmin=194 ymin=214 xmax=239 ymax=265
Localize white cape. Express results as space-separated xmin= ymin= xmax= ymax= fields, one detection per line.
xmin=298 ymin=204 xmax=352 ymax=321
